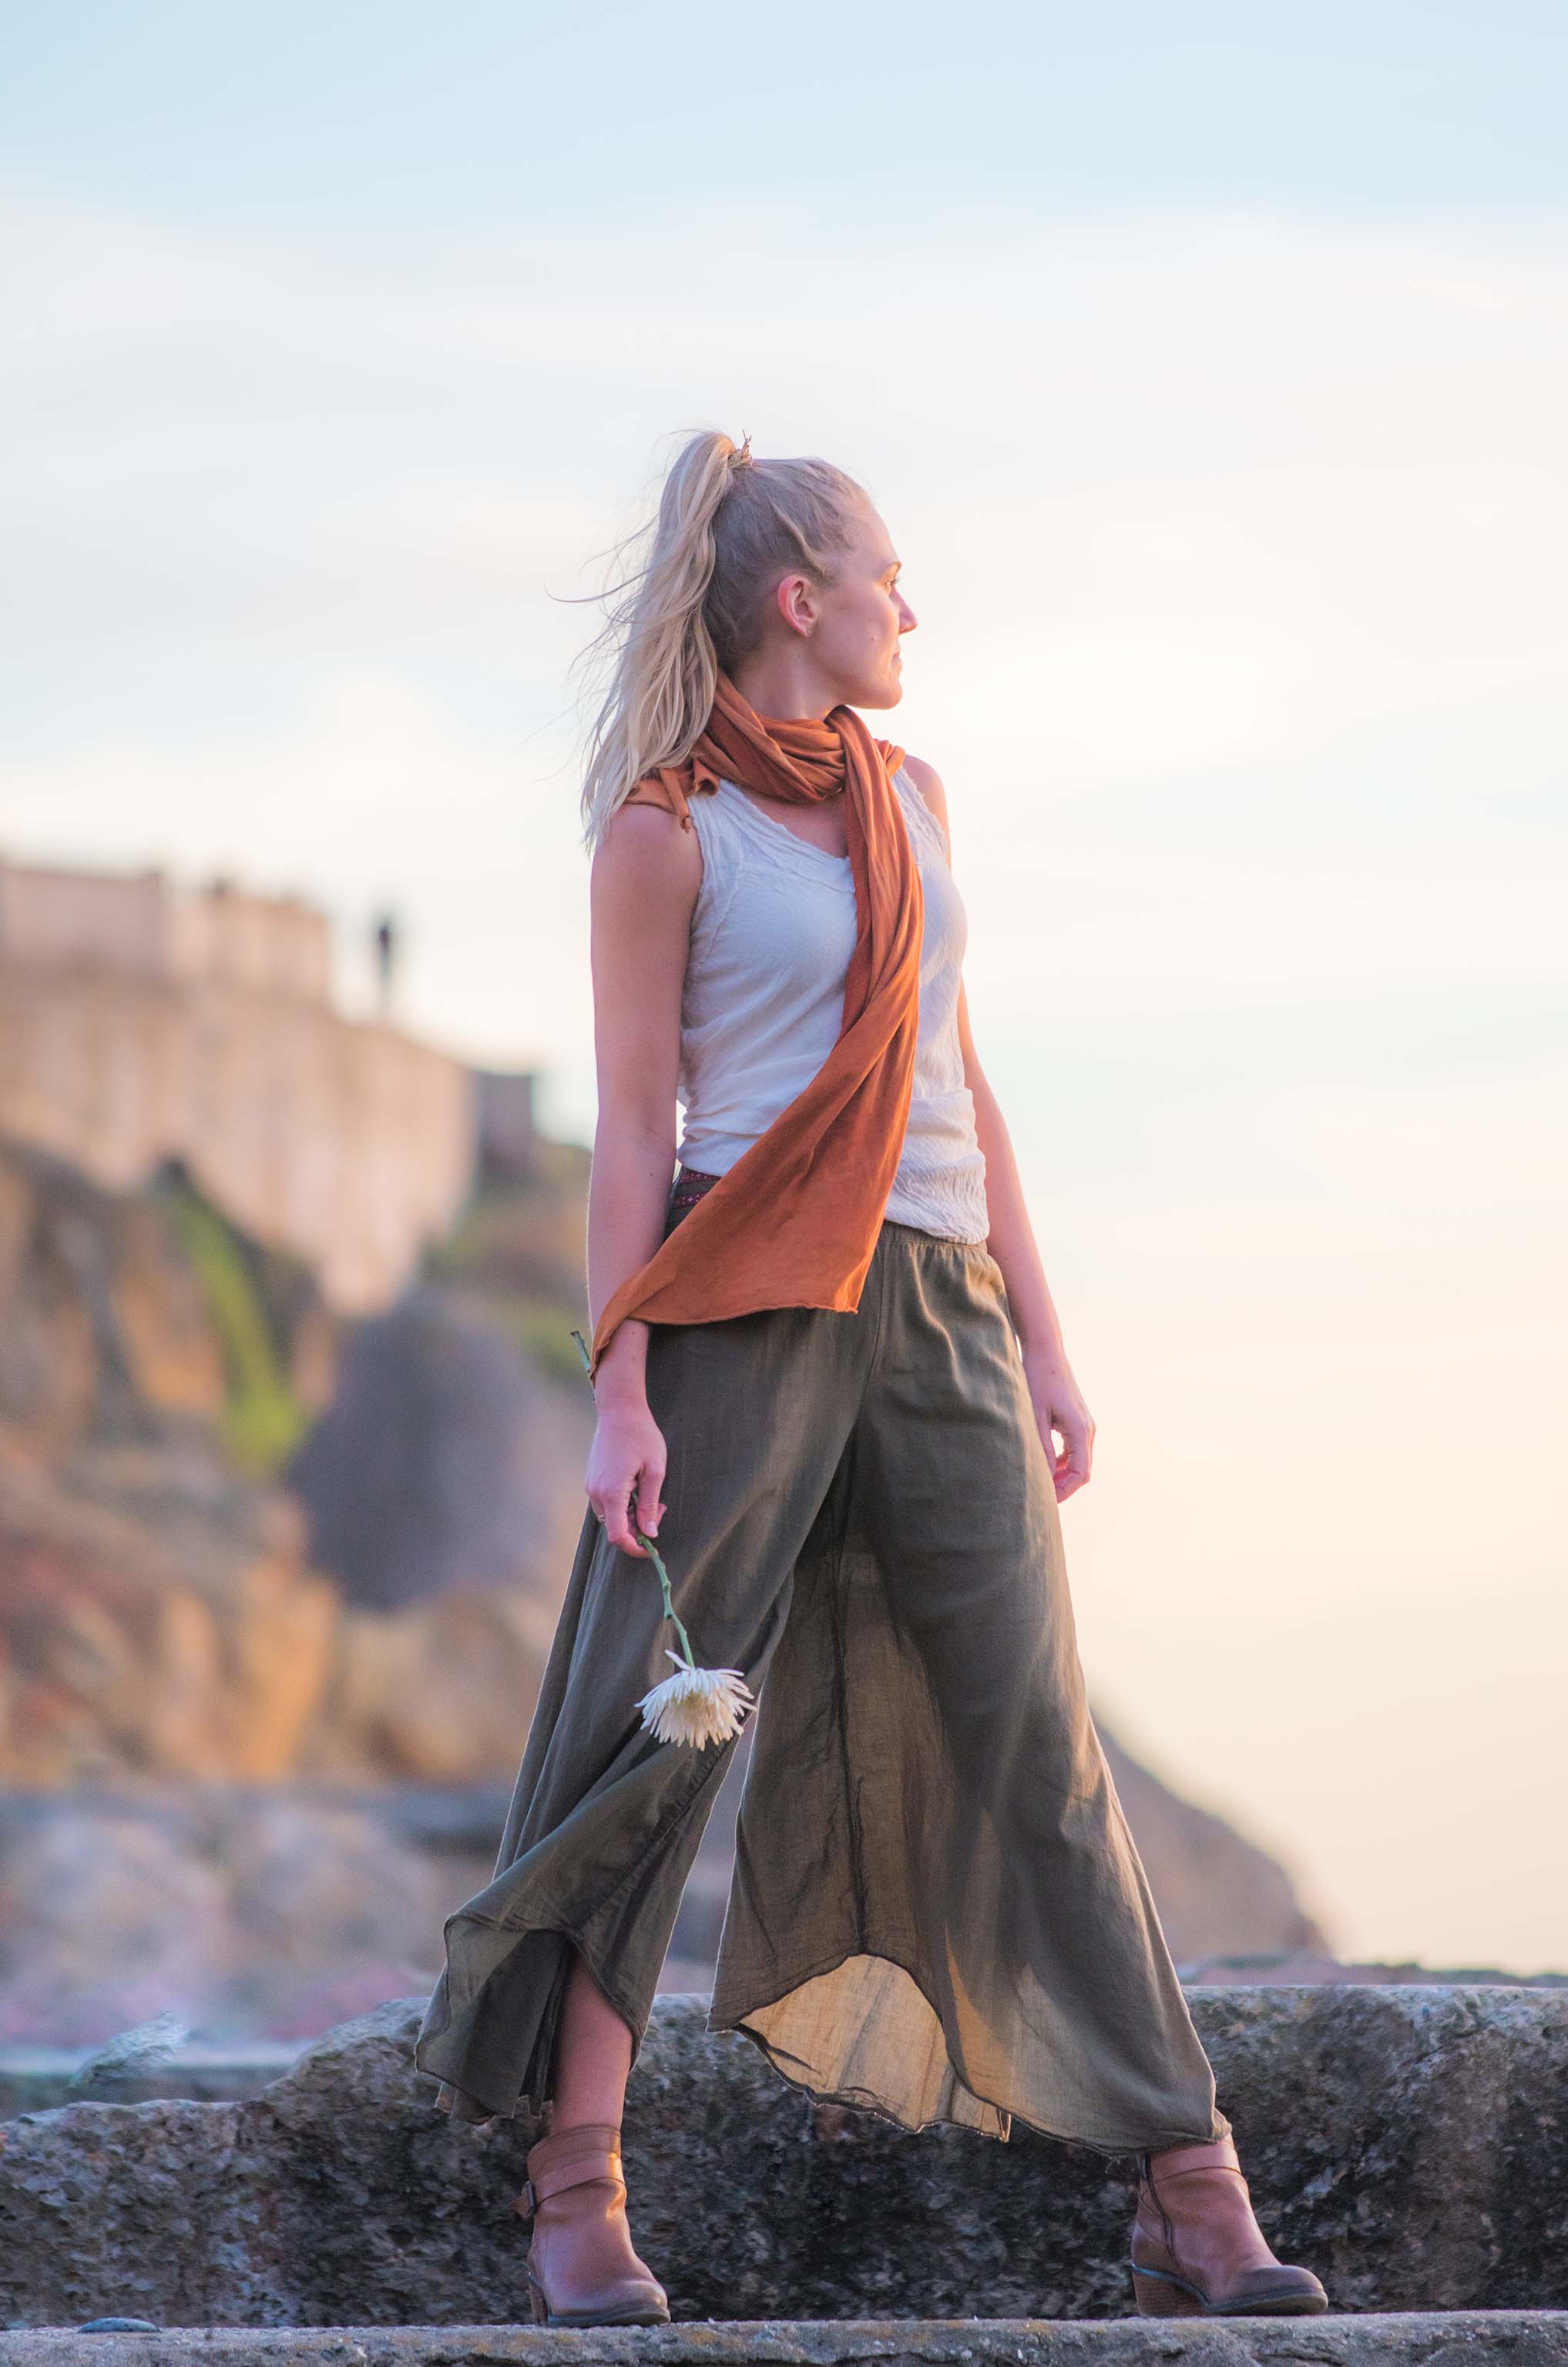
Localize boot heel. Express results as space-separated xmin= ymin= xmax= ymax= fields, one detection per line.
xmin=1131 ymin=2265 xmax=1204 ymax=2318
xmin=527 ymin=2275 xmax=550 ymax=2325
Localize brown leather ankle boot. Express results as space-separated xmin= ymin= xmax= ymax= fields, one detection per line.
xmin=1128 ymin=2136 xmax=1328 ymax=2317
xmin=515 ymin=2120 xmax=670 ymax=2327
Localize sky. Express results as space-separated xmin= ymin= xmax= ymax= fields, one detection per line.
xmin=3 ymin=2 xmax=1566 ymax=1969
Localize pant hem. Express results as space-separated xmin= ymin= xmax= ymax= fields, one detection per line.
xmin=708 ymin=1942 xmax=1231 ymax=2161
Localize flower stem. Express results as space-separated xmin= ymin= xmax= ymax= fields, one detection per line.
xmin=572 ymin=1327 xmax=697 ymax=1670
xmin=636 ymin=1530 xmax=696 ymax=1667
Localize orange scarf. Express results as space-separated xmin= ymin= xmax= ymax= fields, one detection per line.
xmin=588 ymin=670 xmax=922 ymax=1378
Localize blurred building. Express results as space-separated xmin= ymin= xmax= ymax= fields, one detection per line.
xmin=0 ymin=854 xmax=486 ymax=1312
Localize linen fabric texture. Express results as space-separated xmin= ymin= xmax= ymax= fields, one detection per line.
xmin=586 ymin=673 xmax=922 ymax=1380
xmin=414 ymin=1188 xmax=1231 ymax=2156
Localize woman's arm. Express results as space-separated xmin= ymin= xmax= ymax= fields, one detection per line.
xmin=903 ymin=757 xmax=1096 ymax=1502
xmin=582 ymin=802 xmax=702 ymax=1553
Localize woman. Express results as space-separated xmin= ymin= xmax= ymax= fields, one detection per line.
xmin=415 ymin=431 xmax=1328 ymax=2328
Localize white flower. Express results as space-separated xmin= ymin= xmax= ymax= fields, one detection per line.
xmin=635 ymin=1650 xmax=756 ymax=1748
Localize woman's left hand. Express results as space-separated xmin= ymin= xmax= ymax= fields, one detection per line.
xmin=1025 ymin=1355 xmax=1096 ymax=1501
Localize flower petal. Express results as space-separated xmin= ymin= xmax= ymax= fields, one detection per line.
xmin=635 ymin=1660 xmax=757 ymax=1749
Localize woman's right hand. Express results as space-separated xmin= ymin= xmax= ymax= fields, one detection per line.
xmin=585 ymin=1396 xmax=668 ymax=1556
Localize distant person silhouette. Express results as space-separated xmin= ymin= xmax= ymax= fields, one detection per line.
xmin=372 ymin=911 xmax=398 ymax=1020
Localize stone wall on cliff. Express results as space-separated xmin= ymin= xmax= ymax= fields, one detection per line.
xmin=0 ymin=957 xmax=473 ymax=1315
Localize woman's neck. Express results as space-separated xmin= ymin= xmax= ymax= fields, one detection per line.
xmin=729 ymin=646 xmax=840 ymax=724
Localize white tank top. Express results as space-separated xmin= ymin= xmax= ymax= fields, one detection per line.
xmin=676 ymin=766 xmax=990 ymax=1242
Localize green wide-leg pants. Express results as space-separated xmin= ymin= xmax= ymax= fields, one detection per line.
xmin=415 ymin=1211 xmax=1228 ymax=2155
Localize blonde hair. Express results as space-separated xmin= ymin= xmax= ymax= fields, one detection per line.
xmin=576 ymin=429 xmax=868 ymax=851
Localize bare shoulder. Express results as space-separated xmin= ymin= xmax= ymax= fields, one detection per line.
xmin=900 ymin=754 xmax=953 ymax=852
xmin=592 ymin=797 xmax=703 ymax=905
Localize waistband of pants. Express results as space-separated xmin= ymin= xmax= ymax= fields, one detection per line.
xmin=667 ymin=1163 xmax=724 ymax=1216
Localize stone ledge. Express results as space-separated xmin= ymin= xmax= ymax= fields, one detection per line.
xmin=2 ymin=1991 xmax=1566 ymax=2327
xmin=2 ymin=2318 xmax=1566 ymax=2367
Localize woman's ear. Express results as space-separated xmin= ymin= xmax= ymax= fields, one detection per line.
xmin=773 ymin=569 xmax=819 ymax=640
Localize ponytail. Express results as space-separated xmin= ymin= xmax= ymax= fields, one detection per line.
xmin=576 ymin=429 xmax=867 ymax=850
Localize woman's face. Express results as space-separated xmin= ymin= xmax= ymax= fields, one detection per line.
xmin=794 ymin=504 xmax=917 ymax=710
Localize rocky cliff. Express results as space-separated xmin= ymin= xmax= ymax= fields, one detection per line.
xmin=0 ymin=1136 xmax=593 ymax=1789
